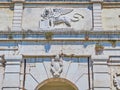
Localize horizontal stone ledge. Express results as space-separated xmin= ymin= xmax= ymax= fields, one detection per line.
xmin=12 ymin=0 xmax=25 ymax=3
xmin=93 ymin=72 xmax=110 ymax=74
xmin=2 ymin=88 xmax=20 ymax=90
xmin=5 ymin=55 xmax=22 ymax=60
xmin=93 ymin=62 xmax=108 ymax=65
xmin=108 ymin=63 xmax=120 ymax=66
xmin=23 ymin=54 xmax=90 ymax=58
xmin=0 ymin=47 xmax=18 ymax=50
xmin=91 ymin=0 xmax=103 ymax=2
xmin=91 ymin=55 xmax=109 ymax=60
xmin=5 ymin=65 xmax=20 ymax=73
xmin=0 ymin=30 xmax=120 ymax=34
xmin=104 ymin=47 xmax=120 ymax=50
xmin=0 ymin=38 xmax=120 ymax=42
xmin=93 ymin=65 xmax=109 ymax=73
xmin=94 ymin=88 xmax=111 ymax=90
xmin=6 ymin=62 xmax=21 ymax=65
xmin=25 ymin=1 xmax=92 ymax=4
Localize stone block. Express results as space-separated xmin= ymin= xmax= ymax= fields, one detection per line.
xmin=92 ymin=55 xmax=109 ymax=61
xmin=3 ymin=74 xmax=20 ymax=88
xmin=94 ymin=88 xmax=110 ymax=90
xmin=93 ymin=4 xmax=102 ymax=9
xmin=12 ymin=27 xmax=21 ymax=31
xmin=93 ymin=65 xmax=109 ymax=73
xmin=14 ymin=9 xmax=23 ymax=13
xmin=6 ymin=61 xmax=21 ymax=65
xmin=5 ymin=65 xmax=20 ymax=73
xmin=91 ymin=0 xmax=103 ymax=3
xmin=13 ymin=16 xmax=22 ymax=20
xmin=3 ymin=88 xmax=19 ymax=90
xmin=94 ymin=16 xmax=101 ymax=20
xmin=12 ymin=0 xmax=25 ymax=2
xmin=13 ymin=20 xmax=21 ymax=24
xmin=15 ymin=3 xmax=23 ymax=6
xmin=94 ymin=73 xmax=110 ymax=88
xmin=14 ymin=13 xmax=22 ymax=17
xmin=14 ymin=6 xmax=23 ymax=10
xmin=5 ymin=55 xmax=22 ymax=60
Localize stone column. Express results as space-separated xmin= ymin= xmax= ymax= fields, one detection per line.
xmin=92 ymin=55 xmax=111 ymax=90
xmin=91 ymin=0 xmax=103 ymax=31
xmin=12 ymin=0 xmax=25 ymax=31
xmin=2 ymin=55 xmax=22 ymax=90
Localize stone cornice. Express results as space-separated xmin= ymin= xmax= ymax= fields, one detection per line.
xmin=12 ymin=0 xmax=25 ymax=3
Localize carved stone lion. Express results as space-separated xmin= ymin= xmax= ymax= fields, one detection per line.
xmin=41 ymin=8 xmax=84 ymax=27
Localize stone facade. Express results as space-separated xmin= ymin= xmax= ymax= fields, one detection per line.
xmin=0 ymin=0 xmax=120 ymax=90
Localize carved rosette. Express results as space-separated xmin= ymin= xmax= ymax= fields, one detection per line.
xmin=51 ymin=55 xmax=63 ymax=77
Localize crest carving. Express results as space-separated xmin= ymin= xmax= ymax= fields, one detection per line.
xmin=51 ymin=55 xmax=63 ymax=77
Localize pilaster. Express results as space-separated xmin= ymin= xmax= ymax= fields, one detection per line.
xmin=91 ymin=0 xmax=103 ymax=31
xmin=0 ymin=55 xmax=5 ymax=90
xmin=2 ymin=55 xmax=22 ymax=90
xmin=92 ymin=55 xmax=111 ymax=90
xmin=12 ymin=0 xmax=24 ymax=31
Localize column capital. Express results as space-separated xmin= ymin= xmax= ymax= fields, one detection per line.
xmin=91 ymin=0 xmax=103 ymax=3
xmin=12 ymin=0 xmax=25 ymax=3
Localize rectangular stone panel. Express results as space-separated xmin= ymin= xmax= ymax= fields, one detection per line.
xmin=0 ymin=8 xmax=13 ymax=31
xmin=22 ymin=7 xmax=92 ymax=32
xmin=102 ymin=9 xmax=120 ymax=30
xmin=3 ymin=74 xmax=20 ymax=88
xmin=5 ymin=65 xmax=20 ymax=73
xmin=94 ymin=73 xmax=110 ymax=88
xmin=93 ymin=65 xmax=109 ymax=73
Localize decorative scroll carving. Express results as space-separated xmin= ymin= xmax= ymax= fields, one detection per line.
xmin=113 ymin=73 xmax=120 ymax=90
xmin=51 ymin=55 xmax=63 ymax=77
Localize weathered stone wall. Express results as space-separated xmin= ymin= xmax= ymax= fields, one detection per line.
xmin=0 ymin=0 xmax=119 ymax=90
xmin=0 ymin=8 xmax=13 ymax=31
xmin=102 ymin=8 xmax=120 ymax=30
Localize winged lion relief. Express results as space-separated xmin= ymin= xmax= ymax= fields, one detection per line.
xmin=40 ymin=8 xmax=84 ymax=28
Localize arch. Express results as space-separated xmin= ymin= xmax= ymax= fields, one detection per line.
xmin=35 ymin=78 xmax=78 ymax=90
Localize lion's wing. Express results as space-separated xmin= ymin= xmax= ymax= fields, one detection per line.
xmin=53 ymin=8 xmax=73 ymax=17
